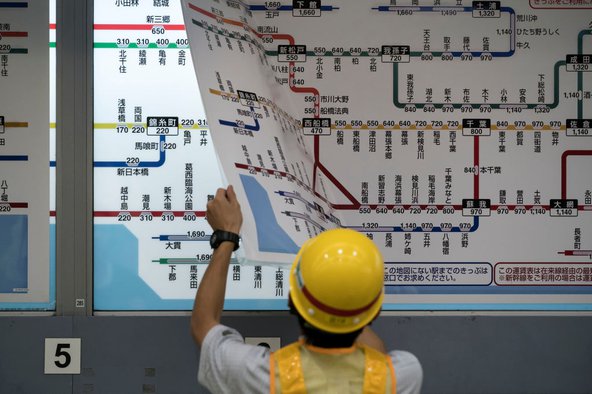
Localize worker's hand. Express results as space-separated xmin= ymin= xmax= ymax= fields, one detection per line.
xmin=206 ymin=185 xmax=243 ymax=234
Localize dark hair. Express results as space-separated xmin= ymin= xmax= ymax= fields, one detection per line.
xmin=288 ymin=296 xmax=363 ymax=348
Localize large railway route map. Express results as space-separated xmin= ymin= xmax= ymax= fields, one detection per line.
xmin=89 ymin=0 xmax=592 ymax=310
xmin=180 ymin=0 xmax=592 ymax=309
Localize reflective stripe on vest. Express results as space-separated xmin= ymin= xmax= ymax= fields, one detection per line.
xmin=270 ymin=342 xmax=395 ymax=394
xmin=272 ymin=342 xmax=306 ymax=394
xmin=361 ymin=345 xmax=389 ymax=393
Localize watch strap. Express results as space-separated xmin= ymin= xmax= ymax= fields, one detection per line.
xmin=210 ymin=230 xmax=240 ymax=251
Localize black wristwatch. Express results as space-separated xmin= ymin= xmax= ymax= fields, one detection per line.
xmin=209 ymin=230 xmax=240 ymax=251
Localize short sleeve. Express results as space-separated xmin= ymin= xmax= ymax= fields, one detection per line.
xmin=198 ymin=324 xmax=272 ymax=394
xmin=389 ymin=350 xmax=423 ymax=394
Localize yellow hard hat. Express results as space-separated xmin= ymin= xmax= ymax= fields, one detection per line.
xmin=289 ymin=228 xmax=384 ymax=334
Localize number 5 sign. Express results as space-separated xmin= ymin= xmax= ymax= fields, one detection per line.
xmin=44 ymin=338 xmax=81 ymax=374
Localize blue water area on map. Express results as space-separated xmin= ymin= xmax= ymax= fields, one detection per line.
xmin=239 ymin=174 xmax=299 ymax=254
xmin=0 ymin=215 xmax=28 ymax=293
xmin=93 ymin=224 xmax=288 ymax=310
xmin=94 ymin=224 xmax=189 ymax=310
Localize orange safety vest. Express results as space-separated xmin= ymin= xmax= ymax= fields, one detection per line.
xmin=269 ymin=341 xmax=396 ymax=394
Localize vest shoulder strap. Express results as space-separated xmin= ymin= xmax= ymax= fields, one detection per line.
xmin=362 ymin=345 xmax=395 ymax=394
xmin=272 ymin=342 xmax=307 ymax=394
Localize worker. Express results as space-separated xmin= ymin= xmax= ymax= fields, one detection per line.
xmin=192 ymin=185 xmax=423 ymax=393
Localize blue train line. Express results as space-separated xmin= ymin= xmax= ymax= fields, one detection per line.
xmin=218 ymin=107 xmax=261 ymax=132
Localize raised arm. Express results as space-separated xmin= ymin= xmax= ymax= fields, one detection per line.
xmin=191 ymin=185 xmax=243 ymax=346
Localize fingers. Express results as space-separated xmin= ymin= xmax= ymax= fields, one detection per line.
xmin=215 ymin=187 xmax=226 ymax=200
xmin=206 ymin=186 xmax=242 ymax=233
xmin=209 ymin=186 xmax=240 ymax=213
xmin=226 ymin=185 xmax=238 ymax=204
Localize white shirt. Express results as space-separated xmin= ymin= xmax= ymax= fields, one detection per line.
xmin=198 ymin=324 xmax=423 ymax=394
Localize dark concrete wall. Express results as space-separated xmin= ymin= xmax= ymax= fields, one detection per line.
xmin=1 ymin=315 xmax=591 ymax=394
